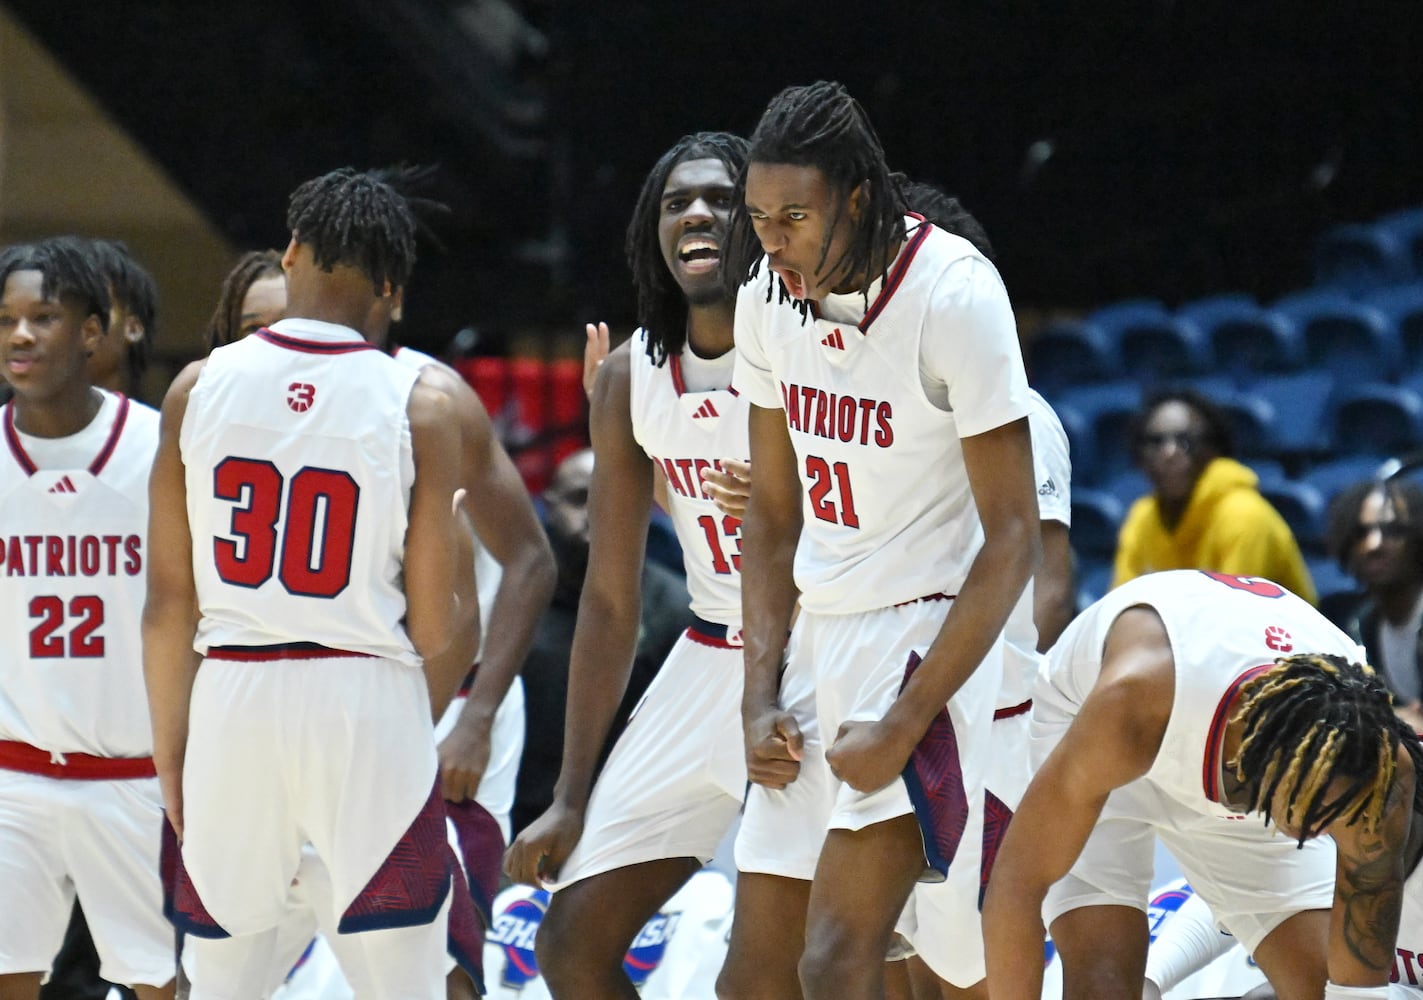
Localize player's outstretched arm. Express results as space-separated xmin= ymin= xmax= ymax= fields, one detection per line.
xmin=1324 ymin=749 xmax=1413 ymax=993
xmin=504 ymin=343 xmax=655 ymax=885
xmin=417 ymin=363 xmax=556 ymax=798
xmin=738 ymin=403 xmax=804 ymax=790
xmin=984 ymin=607 xmax=1173 ymax=1000
xmin=142 ymin=360 xmax=206 ymax=839
xmin=405 ymin=375 xmax=473 ymax=668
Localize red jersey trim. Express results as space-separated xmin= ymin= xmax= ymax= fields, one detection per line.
xmin=207 ymin=642 xmax=377 ymax=662
xmin=861 ymin=217 xmax=932 ymax=334
xmin=0 ymin=740 xmax=156 ymax=780
xmin=893 ymin=592 xmax=957 ymax=608
xmin=3 ymin=394 xmax=131 ymax=478
xmin=1202 ymin=663 xmax=1274 ymax=803
xmin=993 ymin=699 xmax=1033 ymax=721
xmin=669 ymin=353 xmax=687 ymax=396
xmin=2 ymin=404 xmax=35 ymax=475
xmin=88 ymin=395 xmax=130 ymax=476
xmin=255 ymin=329 xmax=380 ymax=355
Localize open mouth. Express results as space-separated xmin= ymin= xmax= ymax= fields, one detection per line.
xmin=770 ymin=264 xmax=807 ymax=300
xmin=678 ymin=238 xmax=721 ymax=274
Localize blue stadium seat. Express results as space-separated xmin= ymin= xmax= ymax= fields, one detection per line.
xmin=1377 ymin=206 xmax=1423 ymax=279
xmin=1051 ymin=381 xmax=1143 ymax=486
xmin=1116 ymin=316 xmax=1214 ymax=382
xmin=1070 ymin=489 xmax=1125 ymax=562
xmin=1216 ymin=391 xmax=1278 ymax=459
xmin=1252 ymin=370 xmax=1337 ymax=457
xmin=1052 ymin=403 xmax=1097 ymax=489
xmin=1308 ymin=557 xmax=1359 ymax=611
xmin=1188 ymin=302 xmax=1302 ymax=382
xmin=1328 ymin=383 xmax=1423 ymax=456
xmin=1305 ymin=455 xmax=1389 ymax=508
xmin=1075 ymin=561 xmax=1114 ymax=612
xmin=1176 ymin=293 xmax=1257 ymax=327
xmin=1363 ymin=283 xmax=1423 ymax=372
xmin=1271 ymin=299 xmax=1401 ymax=383
xmin=1026 ymin=319 xmax=1118 ymax=393
xmin=1258 ymin=480 xmax=1326 ymax=555
xmin=1314 ymin=222 xmax=1413 ymax=292
xmin=1104 ymin=468 xmax=1149 ymax=509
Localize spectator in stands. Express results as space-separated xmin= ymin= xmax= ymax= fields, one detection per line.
xmin=511 ymin=447 xmax=694 ymax=835
xmin=1112 ymin=388 xmax=1317 ymax=603
xmin=1325 ymin=477 xmax=1423 ymax=731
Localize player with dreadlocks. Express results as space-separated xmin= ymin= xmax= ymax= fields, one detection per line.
xmin=503 ymin=131 xmax=756 ymax=1000
xmin=145 ymin=166 xmax=482 ymax=998
xmin=726 ymin=81 xmax=1040 ymax=1000
xmin=984 ymin=568 xmax=1420 ymax=1000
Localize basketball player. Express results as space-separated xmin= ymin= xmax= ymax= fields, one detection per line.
xmin=143 ymin=167 xmax=479 ymax=999
xmin=722 ymin=81 xmax=1041 ymax=1000
xmin=85 ymin=239 xmax=158 ymax=400
xmin=0 ymin=237 xmax=174 ymax=999
xmin=983 ymin=569 xmax=1418 ymax=1000
xmin=502 ymin=131 xmax=752 ymax=1000
xmin=206 ymin=249 xmax=285 ymax=351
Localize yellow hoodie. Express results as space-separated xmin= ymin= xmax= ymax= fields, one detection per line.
xmin=1111 ymin=457 xmax=1317 ymax=605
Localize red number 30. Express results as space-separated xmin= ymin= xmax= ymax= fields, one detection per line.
xmin=213 ymin=457 xmax=359 ymax=599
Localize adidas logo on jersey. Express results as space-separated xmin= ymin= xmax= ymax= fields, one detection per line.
xmin=1038 ymin=477 xmax=1058 ymax=497
xmin=820 ymin=328 xmax=846 ymax=350
xmin=692 ymin=400 xmax=720 ymax=420
xmin=47 ymin=475 xmax=78 ymax=494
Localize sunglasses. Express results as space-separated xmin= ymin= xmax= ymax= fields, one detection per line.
xmin=1138 ymin=431 xmax=1204 ymax=454
xmin=1350 ymin=521 xmax=1411 ymax=545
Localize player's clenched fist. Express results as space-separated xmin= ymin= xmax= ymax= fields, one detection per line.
xmin=742 ymin=707 xmax=804 ymax=789
xmin=504 ymin=800 xmax=585 ymax=886
xmin=826 ymin=718 xmax=911 ymax=794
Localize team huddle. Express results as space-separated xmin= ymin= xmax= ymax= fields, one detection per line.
xmin=1 ymin=80 xmax=1419 ymax=1000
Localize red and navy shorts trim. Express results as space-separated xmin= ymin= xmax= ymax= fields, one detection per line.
xmin=897 ymin=651 xmax=969 ymax=881
xmin=685 ymin=617 xmax=743 ymax=649
xmin=206 ymin=642 xmax=376 ymax=662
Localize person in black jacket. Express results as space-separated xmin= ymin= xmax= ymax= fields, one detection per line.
xmin=1325 ymin=476 xmax=1423 ymax=731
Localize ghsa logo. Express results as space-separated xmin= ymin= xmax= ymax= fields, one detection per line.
xmin=487 ymin=889 xmax=548 ymax=989
xmin=1147 ymin=882 xmax=1193 ymax=943
xmin=287 ymin=382 xmax=316 ymax=413
xmin=623 ymin=911 xmax=682 ymax=986
xmin=485 ymin=886 xmax=682 ymax=991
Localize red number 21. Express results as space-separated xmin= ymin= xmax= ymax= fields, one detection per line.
xmin=806 ymin=456 xmax=859 ymax=528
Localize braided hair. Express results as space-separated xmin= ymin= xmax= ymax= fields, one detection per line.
xmin=206 ymin=249 xmax=284 ymax=351
xmin=285 ymin=167 xmax=419 ymax=295
xmin=1231 ymin=652 xmax=1423 ymax=845
xmin=725 ymin=81 xmax=907 ymax=319
xmin=0 ymin=236 xmax=110 ymax=332
xmin=626 ymin=132 xmax=748 ymax=366
xmin=87 ymin=238 xmax=158 ymax=377
xmin=893 ymin=174 xmax=996 ymax=262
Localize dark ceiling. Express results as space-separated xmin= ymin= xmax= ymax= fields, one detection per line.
xmin=7 ymin=1 xmax=1423 ymax=353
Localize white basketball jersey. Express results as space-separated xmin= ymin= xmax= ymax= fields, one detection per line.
xmin=181 ymin=318 xmax=420 ymax=664
xmin=0 ymin=391 xmax=159 ymax=756
xmin=1040 ymin=570 xmax=1364 ymax=818
xmin=733 ymin=221 xmax=1031 ymax=614
xmin=629 ymin=329 xmax=746 ymax=626
xmin=1394 ymin=860 xmax=1423 ymax=995
xmin=999 ymin=390 xmax=1072 ymax=708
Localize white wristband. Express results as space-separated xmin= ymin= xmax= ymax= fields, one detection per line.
xmin=1323 ymin=982 xmax=1390 ymax=999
